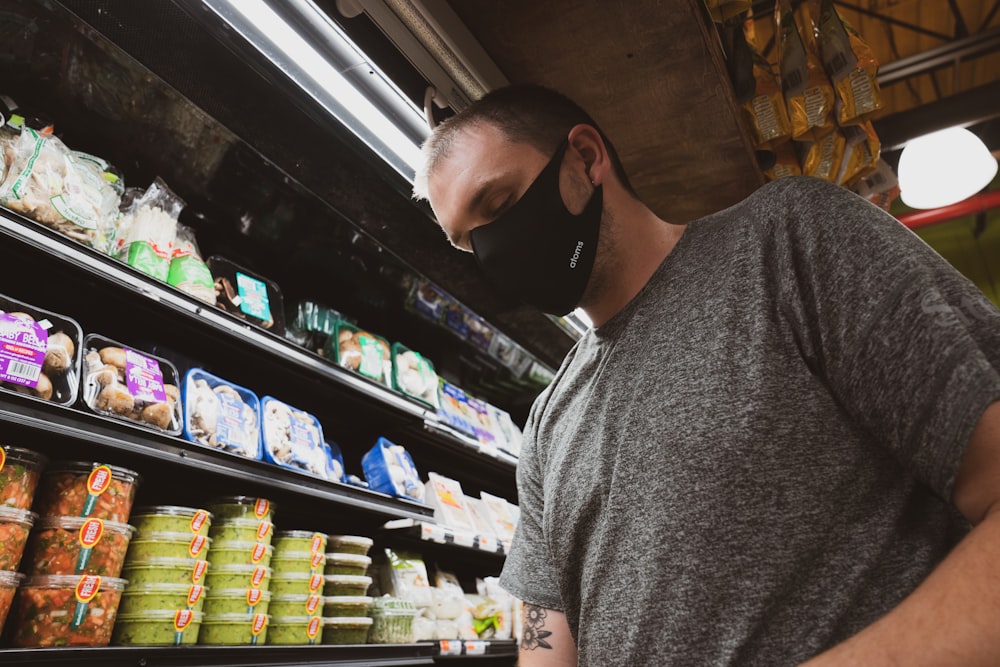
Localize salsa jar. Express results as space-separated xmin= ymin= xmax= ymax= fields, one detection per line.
xmin=0 ymin=445 xmax=48 ymax=510
xmin=8 ymin=574 xmax=127 ymax=647
xmin=0 ymin=506 xmax=36 ymax=571
xmin=0 ymin=570 xmax=25 ymax=634
xmin=34 ymin=462 xmax=140 ymax=523
xmin=25 ymin=516 xmax=135 ymax=577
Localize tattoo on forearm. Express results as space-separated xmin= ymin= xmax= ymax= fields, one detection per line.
xmin=522 ymin=604 xmax=554 ymax=650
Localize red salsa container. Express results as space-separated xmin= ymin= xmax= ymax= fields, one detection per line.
xmin=0 ymin=570 xmax=24 ymax=633
xmin=0 ymin=445 xmax=48 ymax=510
xmin=25 ymin=516 xmax=135 ymax=577
xmin=33 ymin=462 xmax=140 ymax=523
xmin=0 ymin=506 xmax=36 ymax=572
xmin=9 ymin=574 xmax=127 ymax=647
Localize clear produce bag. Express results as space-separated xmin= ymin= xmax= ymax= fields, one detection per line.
xmin=118 ymin=177 xmax=182 ymax=282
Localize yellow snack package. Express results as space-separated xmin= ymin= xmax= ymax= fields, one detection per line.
xmin=817 ymin=0 xmax=884 ymax=125
xmin=796 ymin=128 xmax=846 ymax=182
xmin=777 ymin=0 xmax=836 ymax=140
xmin=764 ymin=141 xmax=803 ymax=182
xmin=740 ymin=13 xmax=792 ymax=149
xmin=836 ymin=120 xmax=880 ymax=187
xmin=704 ymin=0 xmax=752 ymax=22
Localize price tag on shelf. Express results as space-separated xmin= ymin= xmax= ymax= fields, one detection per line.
xmin=453 ymin=530 xmax=475 ymax=548
xmin=477 ymin=535 xmax=498 ymax=552
xmin=421 ymin=522 xmax=448 ymax=544
xmin=439 ymin=639 xmax=463 ymax=656
xmin=465 ymin=640 xmax=487 ymax=655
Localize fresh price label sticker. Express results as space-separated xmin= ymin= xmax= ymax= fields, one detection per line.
xmin=75 ymin=518 xmax=105 ymax=572
xmin=71 ymin=575 xmax=101 ymax=629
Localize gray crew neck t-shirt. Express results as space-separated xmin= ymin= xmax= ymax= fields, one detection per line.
xmin=499 ymin=176 xmax=1000 ymax=666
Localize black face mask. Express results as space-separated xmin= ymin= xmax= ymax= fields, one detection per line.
xmin=470 ymin=139 xmax=603 ymax=316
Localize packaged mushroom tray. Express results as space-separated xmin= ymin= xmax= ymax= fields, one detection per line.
xmin=0 ymin=292 xmax=83 ymax=406
xmin=324 ymin=321 xmax=391 ymax=386
xmin=260 ymin=396 xmax=339 ymax=481
xmin=80 ymin=334 xmax=182 ymax=434
xmin=207 ymin=256 xmax=285 ymax=335
xmin=390 ymin=343 xmax=440 ymax=409
xmin=183 ymin=368 xmax=262 ymax=460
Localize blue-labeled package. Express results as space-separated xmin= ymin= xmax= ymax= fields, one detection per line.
xmin=182 ymin=368 xmax=262 ymax=460
xmin=361 ymin=437 xmax=424 ymax=503
xmin=326 ymin=440 xmax=346 ymax=483
xmin=435 ymin=380 xmax=477 ymax=439
xmin=260 ymin=396 xmax=338 ymax=480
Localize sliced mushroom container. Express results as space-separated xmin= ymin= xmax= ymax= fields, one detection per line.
xmin=259 ymin=397 xmax=339 ymax=481
xmin=182 ymin=368 xmax=262 ymax=460
xmin=206 ymin=256 xmax=285 ymax=335
xmin=79 ymin=334 xmax=182 ymax=435
xmin=0 ymin=292 xmax=83 ymax=405
xmin=324 ymin=321 xmax=392 ymax=387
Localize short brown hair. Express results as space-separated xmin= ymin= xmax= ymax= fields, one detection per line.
xmin=413 ymin=84 xmax=637 ymax=200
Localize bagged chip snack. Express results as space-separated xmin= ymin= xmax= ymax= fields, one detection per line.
xmin=168 ymin=225 xmax=215 ymax=304
xmin=796 ymin=128 xmax=846 ymax=182
xmin=739 ymin=13 xmax=792 ymax=149
xmin=817 ymin=0 xmax=883 ymax=126
xmin=764 ymin=141 xmax=803 ymax=182
xmin=778 ymin=0 xmax=835 ymax=141
xmin=835 ymin=120 xmax=880 ymax=188
xmin=119 ymin=178 xmax=182 ymax=282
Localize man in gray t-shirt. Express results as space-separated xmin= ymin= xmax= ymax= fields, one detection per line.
xmin=413 ymin=85 xmax=1000 ymax=666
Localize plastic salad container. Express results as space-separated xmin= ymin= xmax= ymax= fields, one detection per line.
xmin=34 ymin=461 xmax=140 ymax=523
xmin=268 ymin=593 xmax=323 ymax=619
xmin=207 ymin=255 xmax=285 ymax=335
xmin=324 ymin=553 xmax=371 ymax=577
xmin=327 ymin=535 xmax=374 ymax=557
xmin=210 ymin=518 xmax=274 ymax=546
xmin=260 ymin=396 xmax=339 ymax=481
xmin=182 ymin=368 xmax=262 ymax=460
xmin=113 ymin=609 xmax=203 ymax=646
xmin=322 ymin=574 xmax=372 ymax=597
xmin=322 ymin=595 xmax=372 ymax=618
xmin=198 ymin=612 xmax=270 ymax=646
xmin=0 ymin=293 xmax=83 ymax=406
xmin=118 ymin=582 xmax=207 ymax=614
xmin=267 ymin=614 xmax=325 ymax=645
xmin=204 ymin=564 xmax=272 ymax=591
xmin=26 ymin=516 xmax=134 ymax=576
xmin=0 ymin=570 xmax=24 ymax=633
xmin=203 ymin=587 xmax=271 ymax=616
xmin=0 ymin=506 xmax=35 ymax=571
xmin=127 ymin=531 xmax=212 ymax=562
xmin=0 ymin=445 xmax=47 ymax=510
xmin=322 ymin=616 xmax=372 ymax=645
xmin=273 ymin=530 xmax=326 ymax=556
xmin=208 ymin=540 xmax=274 ymax=568
xmin=130 ymin=505 xmax=213 ymax=537
xmin=121 ymin=557 xmax=209 ymax=585
xmin=8 ymin=574 xmax=127 ymax=647
xmin=324 ymin=321 xmax=391 ymax=385
xmin=361 ymin=437 xmax=424 ymax=502
xmin=285 ymin=299 xmax=344 ymax=354
xmin=270 ymin=571 xmax=326 ymax=597
xmin=79 ymin=334 xmax=182 ymax=435
xmin=270 ymin=550 xmax=325 ymax=577
xmin=390 ymin=343 xmax=439 ymax=408
xmin=368 ymin=597 xmax=417 ymax=644
xmin=206 ymin=496 xmax=275 ymax=522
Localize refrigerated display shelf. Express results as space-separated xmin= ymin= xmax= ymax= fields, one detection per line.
xmin=0 ymin=644 xmax=438 ymax=667
xmin=419 ymin=421 xmax=519 ymax=472
xmin=436 ymin=639 xmax=517 ymax=658
xmin=383 ymin=519 xmax=507 ymax=557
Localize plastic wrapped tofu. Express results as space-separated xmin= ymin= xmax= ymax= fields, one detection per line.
xmin=361 ymin=437 xmax=424 ymax=503
xmin=326 ymin=322 xmax=391 ymax=386
xmin=0 ymin=293 xmax=83 ymax=406
xmin=182 ymin=368 xmax=261 ymax=460
xmin=424 ymin=473 xmax=475 ymax=534
xmin=260 ymin=396 xmax=338 ymax=480
xmin=80 ymin=335 xmax=182 ymax=434
xmin=390 ymin=343 xmax=439 ymax=409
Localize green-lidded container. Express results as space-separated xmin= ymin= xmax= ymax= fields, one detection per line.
xmin=325 ymin=535 xmax=373 ymax=557
xmin=322 ymin=574 xmax=372 ymax=597
xmin=268 ymin=593 xmax=323 ymax=619
xmin=270 ymin=551 xmax=325 ymax=577
xmin=130 ymin=505 xmax=213 ymax=537
xmin=121 ymin=557 xmax=209 ymax=585
xmin=127 ymin=532 xmax=212 ymax=562
xmin=321 ymin=616 xmax=372 ymax=645
xmin=322 ymin=595 xmax=372 ymax=618
xmin=198 ymin=612 xmax=270 ymax=645
xmin=206 ymin=496 xmax=275 ymax=522
xmin=390 ymin=342 xmax=439 ymax=409
xmin=118 ymin=582 xmax=207 ymax=614
xmin=208 ymin=541 xmax=274 ymax=568
xmin=272 ymin=530 xmax=326 ymax=557
xmin=210 ymin=518 xmax=274 ymax=547
xmin=204 ymin=563 xmax=272 ymax=592
xmin=270 ymin=571 xmax=326 ymax=597
xmin=112 ymin=610 xmax=204 ymax=646
xmin=323 ymin=553 xmax=370 ymax=577
xmin=203 ymin=588 xmax=272 ymax=616
xmin=267 ymin=615 xmax=325 ymax=645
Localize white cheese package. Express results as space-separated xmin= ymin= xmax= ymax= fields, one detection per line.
xmin=435 ymin=380 xmax=478 ymax=439
xmin=80 ymin=334 xmax=182 ymax=434
xmin=380 ymin=549 xmax=432 ymax=608
xmin=464 ymin=497 xmax=499 ymax=543
xmin=424 ymin=472 xmax=475 ymax=534
xmin=479 ymin=492 xmax=519 ymax=549
xmin=0 ymin=292 xmax=83 ymax=406
xmin=260 ymin=396 xmax=339 ymax=480
xmin=361 ymin=437 xmax=424 ymax=503
xmin=486 ymin=405 xmax=523 ymax=458
xmin=182 ymin=368 xmax=261 ymax=460
xmin=390 ymin=343 xmax=439 ymax=409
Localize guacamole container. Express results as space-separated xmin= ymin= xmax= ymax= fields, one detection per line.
xmin=204 ymin=563 xmax=272 ymax=591
xmin=268 ymin=593 xmax=323 ymax=619
xmin=206 ymin=496 xmax=275 ymax=522
xmin=270 ymin=571 xmax=326 ymax=597
xmin=322 ymin=574 xmax=372 ymax=597
xmin=0 ymin=507 xmax=35 ymax=572
xmin=25 ymin=516 xmax=134 ymax=577
xmin=0 ymin=570 xmax=24 ymax=633
xmin=210 ymin=518 xmax=274 ymax=546
xmin=127 ymin=532 xmax=212 ymax=562
xmin=322 ymin=616 xmax=372 ymax=645
xmin=0 ymin=445 xmax=47 ymax=510
xmin=327 ymin=534 xmax=373 ymax=557
xmin=34 ymin=461 xmax=140 ymax=523
xmin=273 ymin=530 xmax=326 ymax=556
xmin=113 ymin=609 xmax=204 ymax=646
xmin=203 ymin=587 xmax=271 ymax=616
xmin=325 ymin=553 xmax=371 ymax=577
xmin=121 ymin=557 xmax=209 ymax=585
xmin=198 ymin=611 xmax=270 ymax=645
xmin=118 ymin=582 xmax=207 ymax=614
xmin=267 ymin=614 xmax=324 ymax=645
xmin=270 ymin=551 xmax=325 ymax=577
xmin=130 ymin=505 xmax=213 ymax=537
xmin=8 ymin=574 xmax=126 ymax=647
xmin=323 ymin=595 xmax=372 ymax=618
xmin=209 ymin=540 xmax=274 ymax=568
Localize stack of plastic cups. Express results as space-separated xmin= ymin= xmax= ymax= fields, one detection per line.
xmin=322 ymin=535 xmax=374 ymax=644
xmin=116 ymin=505 xmax=214 ymax=645
xmin=201 ymin=496 xmax=275 ymax=645
xmin=0 ymin=445 xmax=46 ymax=638
xmin=267 ymin=530 xmax=328 ymax=645
xmin=10 ymin=460 xmax=139 ymax=648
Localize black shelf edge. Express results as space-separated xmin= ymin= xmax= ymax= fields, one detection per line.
xmin=382 ymin=519 xmax=507 ymax=557
xmin=435 ymin=639 xmax=517 ymax=659
xmin=0 ymin=393 xmax=433 ymax=522
xmin=419 ymin=420 xmax=518 ymax=472
xmin=0 ymin=643 xmax=438 ymax=667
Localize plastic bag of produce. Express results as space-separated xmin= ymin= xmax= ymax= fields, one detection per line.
xmin=739 ymin=13 xmax=792 ymax=149
xmin=168 ymin=225 xmax=215 ymax=304
xmin=119 ymin=178 xmax=182 ymax=282
xmin=0 ymin=128 xmax=120 ymax=251
xmin=380 ymin=550 xmax=432 ymax=608
xmin=778 ymin=0 xmax=835 ymax=141
xmin=817 ymin=0 xmax=883 ymax=126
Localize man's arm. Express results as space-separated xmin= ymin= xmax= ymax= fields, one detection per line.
xmin=519 ymin=603 xmax=578 ymax=666
xmin=801 ymin=400 xmax=1000 ymax=666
